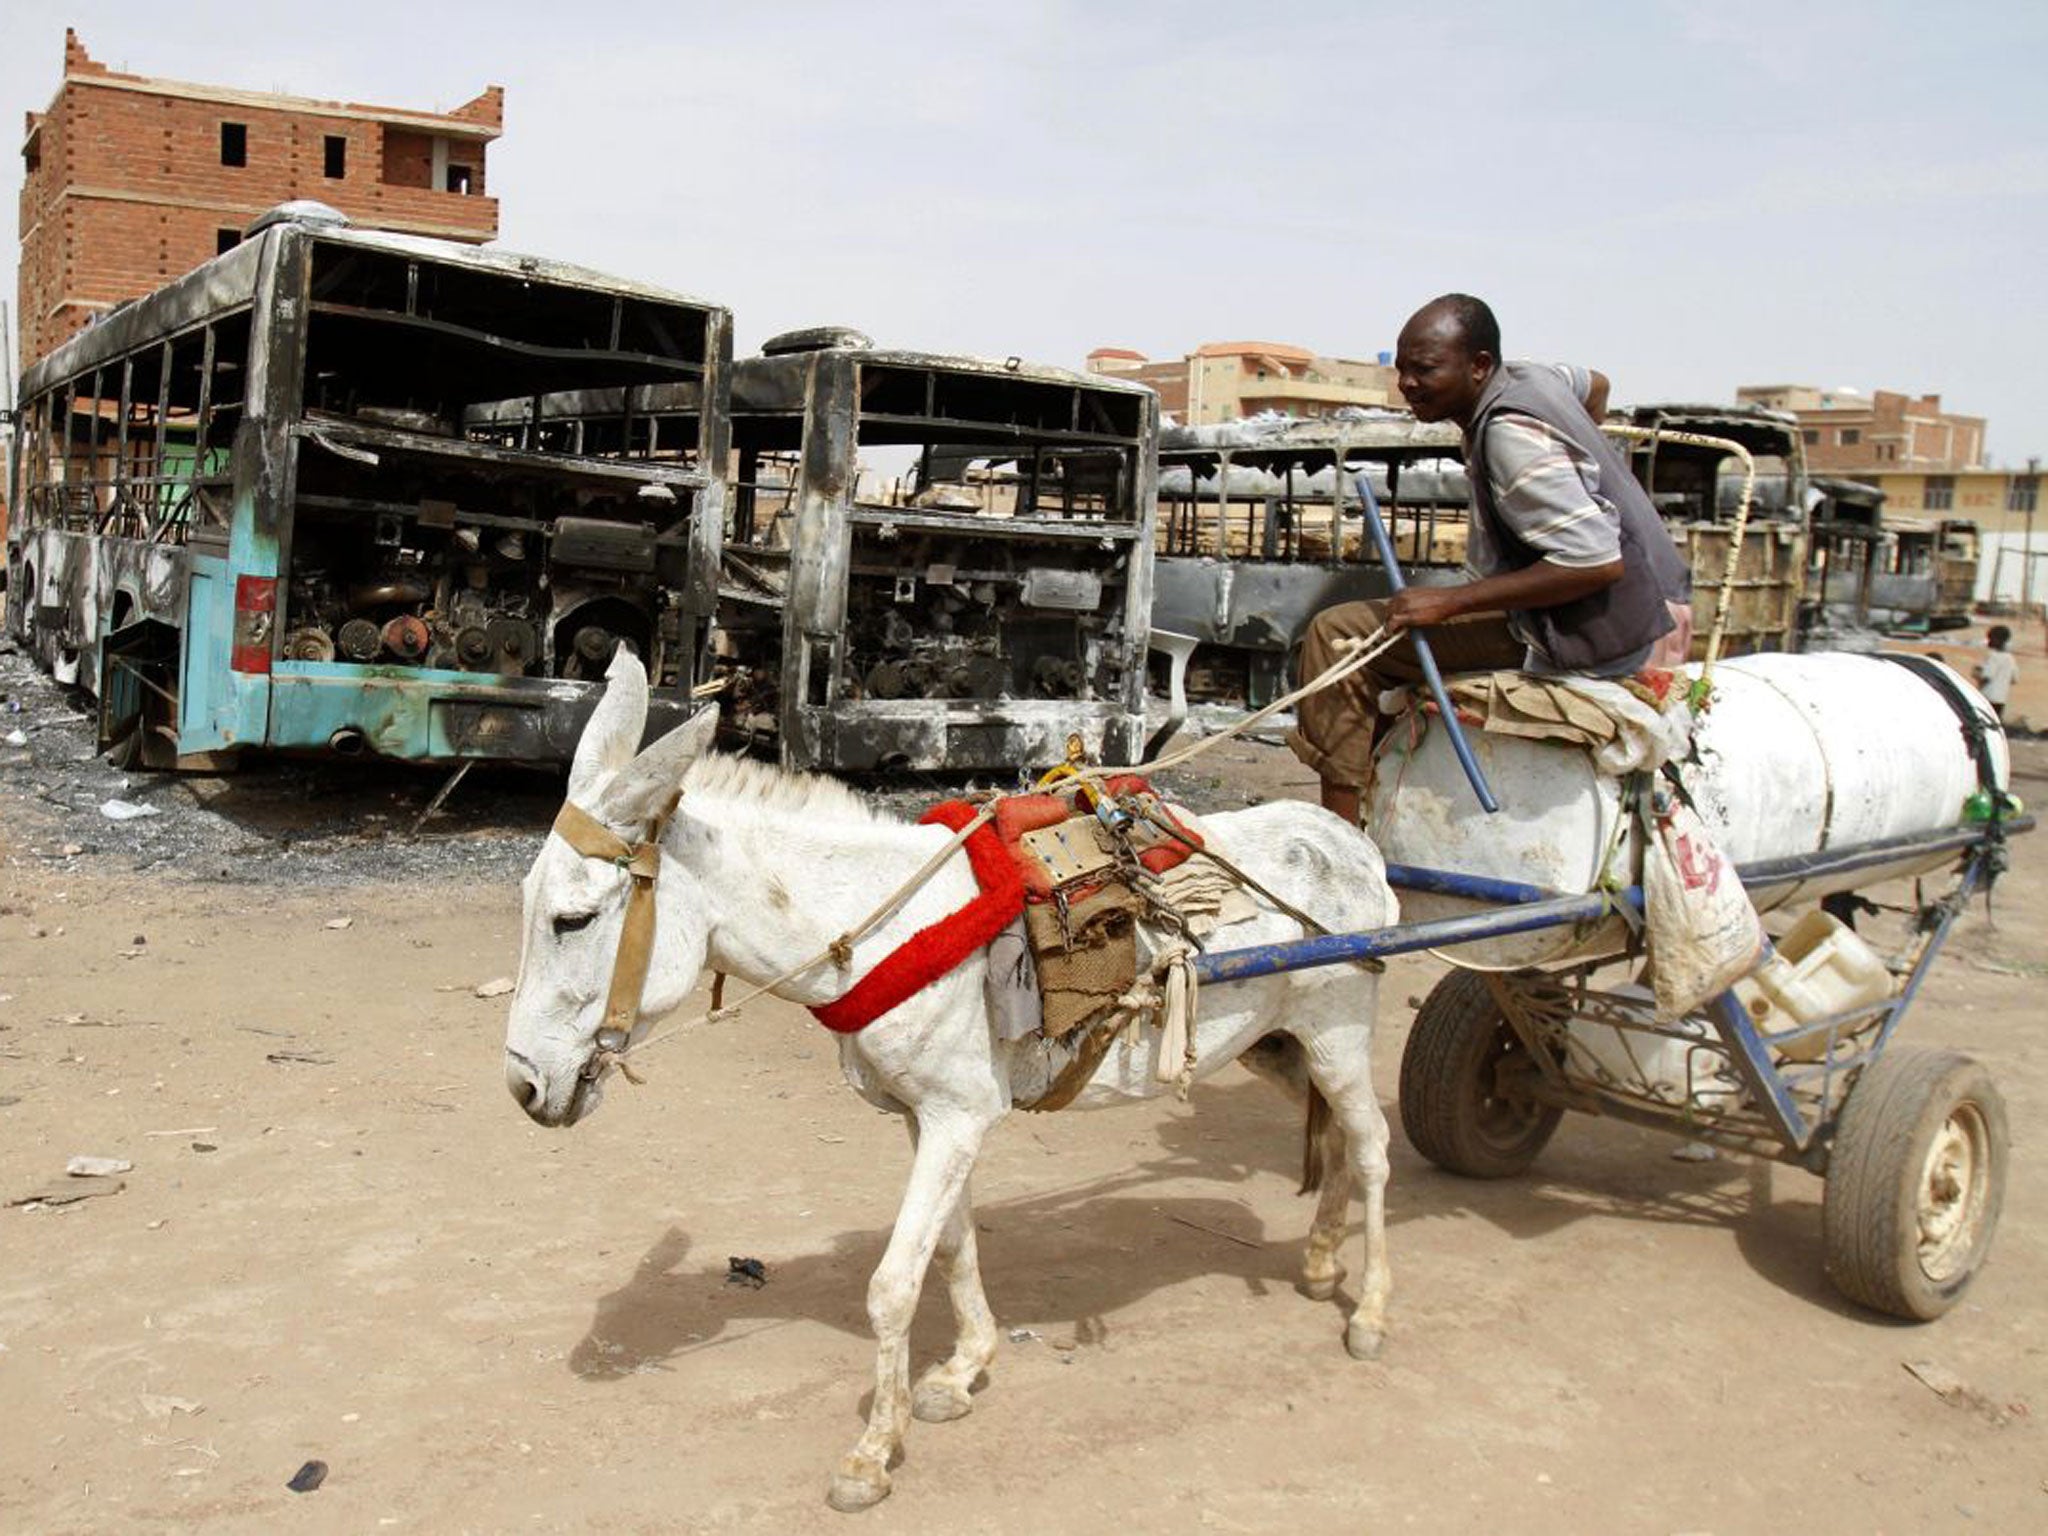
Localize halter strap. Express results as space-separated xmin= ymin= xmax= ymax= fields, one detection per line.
xmin=551 ymin=794 xmax=679 ymax=1036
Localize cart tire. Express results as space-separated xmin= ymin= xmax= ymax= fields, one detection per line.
xmin=1822 ymin=1047 xmax=2008 ymax=1321
xmin=1399 ymin=970 xmax=1562 ymax=1178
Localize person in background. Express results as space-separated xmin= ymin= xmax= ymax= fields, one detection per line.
xmin=1287 ymin=293 xmax=1693 ymax=826
xmin=1976 ymin=625 xmax=2018 ymax=721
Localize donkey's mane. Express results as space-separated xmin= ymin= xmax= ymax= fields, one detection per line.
xmin=680 ymin=750 xmax=895 ymax=826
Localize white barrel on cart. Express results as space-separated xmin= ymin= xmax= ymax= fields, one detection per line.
xmin=1369 ymin=652 xmax=2010 ymax=970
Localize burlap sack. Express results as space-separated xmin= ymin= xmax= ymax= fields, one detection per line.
xmin=1022 ymin=883 xmax=1143 ymax=1039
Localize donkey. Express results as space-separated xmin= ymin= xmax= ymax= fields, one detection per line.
xmin=503 ymin=652 xmax=1397 ymax=1512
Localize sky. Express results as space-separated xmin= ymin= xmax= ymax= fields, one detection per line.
xmin=7 ymin=0 xmax=2046 ymax=463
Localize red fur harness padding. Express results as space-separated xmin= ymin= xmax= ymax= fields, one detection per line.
xmin=808 ymin=801 xmax=1026 ymax=1035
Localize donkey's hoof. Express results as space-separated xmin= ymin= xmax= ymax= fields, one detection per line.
xmin=912 ymin=1380 xmax=974 ymax=1423
xmin=827 ymin=1457 xmax=891 ymax=1513
xmin=1298 ymin=1266 xmax=1346 ymax=1302
xmin=1344 ymin=1318 xmax=1386 ymax=1362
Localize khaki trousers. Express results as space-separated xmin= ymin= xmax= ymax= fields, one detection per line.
xmin=1284 ymin=599 xmax=1524 ymax=789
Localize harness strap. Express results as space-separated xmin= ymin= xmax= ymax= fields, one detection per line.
xmin=551 ymin=795 xmax=678 ymax=1036
xmin=809 ymin=801 xmax=1026 ymax=1034
xmin=1875 ymin=653 xmax=2004 ymax=797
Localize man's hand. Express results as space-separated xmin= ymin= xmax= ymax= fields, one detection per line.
xmin=1383 ymin=559 xmax=1625 ymax=635
xmin=1386 ymin=585 xmax=1467 ymax=633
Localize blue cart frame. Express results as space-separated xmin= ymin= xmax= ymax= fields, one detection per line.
xmin=1192 ymin=813 xmax=2032 ymax=1319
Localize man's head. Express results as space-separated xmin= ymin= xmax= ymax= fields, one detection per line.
xmin=1989 ymin=625 xmax=2012 ymax=650
xmin=1395 ymin=294 xmax=1500 ymax=427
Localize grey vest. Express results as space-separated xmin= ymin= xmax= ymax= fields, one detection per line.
xmin=1465 ymin=363 xmax=1690 ymax=672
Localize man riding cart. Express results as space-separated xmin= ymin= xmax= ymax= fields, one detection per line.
xmin=1288 ymin=293 xmax=1693 ymax=828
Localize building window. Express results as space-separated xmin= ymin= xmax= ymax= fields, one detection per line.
xmin=1925 ymin=475 xmax=1955 ymax=512
xmin=220 ymin=122 xmax=247 ymax=167
xmin=2010 ymin=477 xmax=2039 ymax=514
xmin=216 ymin=228 xmax=241 ymax=256
xmin=445 ymin=164 xmax=473 ymax=195
xmin=324 ymin=135 xmax=347 ymax=179
xmin=1802 ymin=429 xmax=1818 ymax=445
xmin=1840 ymin=427 xmax=1862 ymax=446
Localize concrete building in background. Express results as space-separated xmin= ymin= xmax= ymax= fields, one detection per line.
xmin=1087 ymin=341 xmax=1399 ymax=424
xmin=17 ymin=28 xmax=501 ymax=370
xmin=1736 ymin=383 xmax=1986 ymax=474
xmin=1860 ymin=464 xmax=2039 ymax=535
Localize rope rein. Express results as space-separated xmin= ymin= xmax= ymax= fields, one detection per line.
xmin=581 ymin=625 xmax=1402 ymax=1081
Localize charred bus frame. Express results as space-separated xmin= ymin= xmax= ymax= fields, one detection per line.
xmin=1608 ymin=402 xmax=1811 ymax=657
xmin=1877 ymin=517 xmax=1981 ymax=631
xmin=1153 ymin=414 xmax=1471 ymax=704
xmin=5 ymin=204 xmax=731 ymax=768
xmin=541 ymin=331 xmax=1158 ymax=772
xmin=1152 ymin=403 xmax=1821 ymax=703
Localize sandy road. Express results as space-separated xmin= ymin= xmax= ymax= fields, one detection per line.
xmin=1 ymin=700 xmax=2045 ymax=1532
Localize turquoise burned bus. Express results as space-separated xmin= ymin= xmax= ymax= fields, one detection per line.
xmin=5 ymin=203 xmax=730 ymax=768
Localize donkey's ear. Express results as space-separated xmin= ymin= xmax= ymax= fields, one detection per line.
xmin=596 ymin=705 xmax=719 ymax=828
xmin=567 ymin=647 xmax=650 ymax=804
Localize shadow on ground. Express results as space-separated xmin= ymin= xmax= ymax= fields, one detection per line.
xmin=568 ymin=1072 xmax=1856 ymax=1386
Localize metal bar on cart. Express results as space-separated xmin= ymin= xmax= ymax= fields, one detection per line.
xmin=1352 ymin=471 xmax=1499 ymax=814
xmin=1194 ymin=886 xmax=1637 ymax=984
xmin=1382 ymin=863 xmax=1553 ymax=905
xmin=1732 ymin=819 xmax=2029 ymax=905
xmin=1865 ymin=843 xmax=1994 ymax=1060
xmin=1379 ymin=815 xmax=2033 ymax=912
xmin=1704 ymin=989 xmax=1814 ymax=1154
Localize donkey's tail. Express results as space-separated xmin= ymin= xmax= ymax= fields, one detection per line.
xmin=1300 ymin=1085 xmax=1332 ymax=1196
xmin=1241 ymin=1032 xmax=1334 ymax=1196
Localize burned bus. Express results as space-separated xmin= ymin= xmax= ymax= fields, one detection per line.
xmin=1875 ymin=517 xmax=1981 ymax=631
xmin=1606 ymin=402 xmax=1811 ymax=658
xmin=1150 ymin=402 xmax=1824 ymax=703
xmin=1152 ymin=413 xmax=1468 ymax=703
xmin=537 ymin=329 xmax=1158 ymax=773
xmin=5 ymin=202 xmax=730 ymax=768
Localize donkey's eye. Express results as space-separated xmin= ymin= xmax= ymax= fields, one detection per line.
xmin=553 ymin=911 xmax=597 ymax=937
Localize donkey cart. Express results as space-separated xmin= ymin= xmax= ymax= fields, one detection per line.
xmin=1192 ymin=815 xmax=2032 ymax=1321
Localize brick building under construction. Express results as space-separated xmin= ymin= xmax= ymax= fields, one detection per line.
xmin=17 ymin=28 xmax=501 ymax=371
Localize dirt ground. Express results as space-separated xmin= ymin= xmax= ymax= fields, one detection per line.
xmin=4 ymin=642 xmax=2048 ymax=1534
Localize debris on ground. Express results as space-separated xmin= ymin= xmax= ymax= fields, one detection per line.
xmin=138 ymin=1393 xmax=204 ymax=1421
xmin=725 ymin=1256 xmax=768 ymax=1289
xmin=324 ymin=917 xmax=354 ymax=931
xmin=1904 ymin=1359 xmax=2025 ymax=1427
xmin=10 ymin=1176 xmax=125 ymax=1209
xmin=473 ymin=977 xmax=515 ymax=999
xmin=0 ymin=648 xmax=560 ymax=887
xmin=286 ymin=1459 xmax=328 ymax=1493
xmin=66 ymin=1154 xmax=133 ymax=1176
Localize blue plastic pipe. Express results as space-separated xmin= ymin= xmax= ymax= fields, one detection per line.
xmin=1351 ymin=472 xmax=1499 ymax=813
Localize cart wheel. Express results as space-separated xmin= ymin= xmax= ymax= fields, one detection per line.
xmin=1399 ymin=970 xmax=1562 ymax=1178
xmin=1822 ymin=1047 xmax=2008 ymax=1321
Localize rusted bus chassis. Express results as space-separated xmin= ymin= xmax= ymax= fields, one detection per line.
xmin=532 ymin=334 xmax=1158 ymax=772
xmin=4 ymin=206 xmax=731 ymax=768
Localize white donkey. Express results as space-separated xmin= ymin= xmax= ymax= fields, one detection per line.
xmin=503 ymin=653 xmax=1397 ymax=1513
